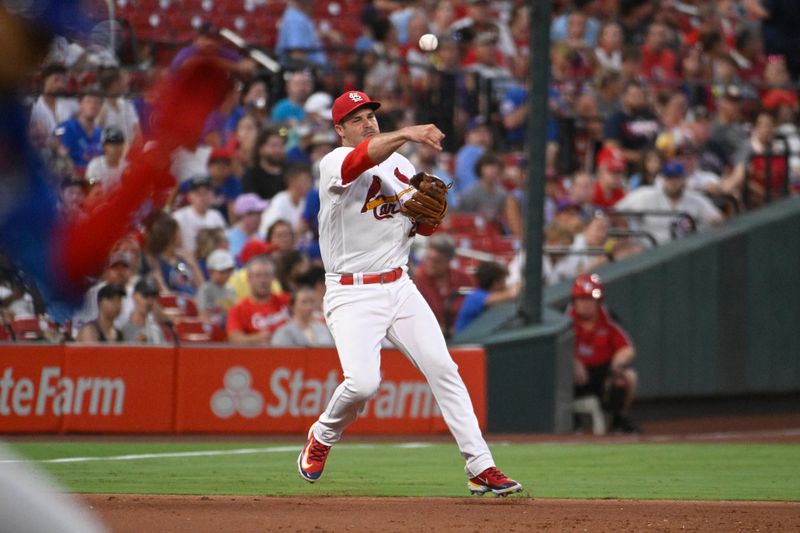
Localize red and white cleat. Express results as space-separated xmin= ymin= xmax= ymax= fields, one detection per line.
xmin=467 ymin=467 xmax=523 ymax=496
xmin=297 ymin=426 xmax=332 ymax=483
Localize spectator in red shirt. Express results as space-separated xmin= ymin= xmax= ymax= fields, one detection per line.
xmin=569 ymin=273 xmax=638 ymax=433
xmin=640 ymin=22 xmax=678 ymax=84
xmin=413 ymin=236 xmax=474 ymax=339
xmin=226 ymin=256 xmax=289 ymax=344
xmin=592 ymin=146 xmax=627 ymax=210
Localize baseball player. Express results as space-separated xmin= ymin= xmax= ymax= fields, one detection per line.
xmin=297 ymin=90 xmax=522 ymax=496
xmin=569 ymin=274 xmax=639 ymax=433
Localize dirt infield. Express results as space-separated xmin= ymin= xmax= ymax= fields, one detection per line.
xmin=82 ymin=494 xmax=800 ymax=532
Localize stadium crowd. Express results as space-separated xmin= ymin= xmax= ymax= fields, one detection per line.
xmin=1 ymin=0 xmax=799 ymax=345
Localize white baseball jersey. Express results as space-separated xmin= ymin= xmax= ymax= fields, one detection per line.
xmin=318 ymin=146 xmax=417 ymax=274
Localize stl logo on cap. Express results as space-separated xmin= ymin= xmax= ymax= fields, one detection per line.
xmin=332 ymin=90 xmax=381 ymax=124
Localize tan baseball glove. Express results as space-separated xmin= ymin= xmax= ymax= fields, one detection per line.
xmin=401 ymin=172 xmax=453 ymax=228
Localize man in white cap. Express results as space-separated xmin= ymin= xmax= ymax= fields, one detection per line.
xmin=303 ymin=91 xmax=333 ymax=124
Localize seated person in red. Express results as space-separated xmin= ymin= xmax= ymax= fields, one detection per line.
xmin=569 ymin=273 xmax=639 ymax=433
xmin=226 ymin=256 xmax=289 ymax=344
xmin=413 ymin=236 xmax=474 ymax=339
xmin=592 ymin=145 xmax=627 ymax=210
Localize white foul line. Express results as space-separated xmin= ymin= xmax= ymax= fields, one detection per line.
xmin=0 ymin=443 xmax=434 ymax=465
xmin=0 ymin=446 xmax=299 ymax=464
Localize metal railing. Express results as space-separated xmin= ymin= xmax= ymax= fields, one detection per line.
xmin=607 ymin=228 xmax=659 ymax=248
xmin=609 ymin=209 xmax=698 ymax=241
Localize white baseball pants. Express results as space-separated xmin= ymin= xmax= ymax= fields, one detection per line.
xmin=314 ymin=274 xmax=495 ymax=477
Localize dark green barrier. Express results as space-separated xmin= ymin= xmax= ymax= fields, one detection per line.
xmin=453 ymin=197 xmax=800 ymax=430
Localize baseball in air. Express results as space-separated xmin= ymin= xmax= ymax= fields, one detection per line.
xmin=418 ymin=33 xmax=438 ymax=52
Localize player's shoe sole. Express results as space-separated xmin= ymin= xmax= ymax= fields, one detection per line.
xmin=467 ymin=466 xmax=524 ymax=496
xmin=467 ymin=479 xmax=524 ymax=496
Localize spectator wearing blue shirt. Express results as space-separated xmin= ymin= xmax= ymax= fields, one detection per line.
xmin=178 ymin=148 xmax=242 ymax=223
xmin=208 ymin=148 xmax=241 ymax=221
xmin=550 ymin=0 xmax=601 ymax=47
xmin=225 ymin=79 xmax=270 ymax=138
xmin=495 ymin=56 xmax=526 ymax=135
xmin=270 ymin=71 xmax=313 ymax=126
xmin=57 ymin=89 xmax=102 ymax=175
xmin=453 ymin=117 xmax=493 ymax=199
xmin=498 ymin=56 xmax=561 ymax=152
xmin=276 ymin=0 xmax=327 ymax=67
xmin=455 ymin=261 xmax=519 ymax=334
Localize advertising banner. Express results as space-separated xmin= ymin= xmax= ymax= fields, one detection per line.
xmin=62 ymin=345 xmax=176 ymax=433
xmin=0 ymin=345 xmax=64 ymax=433
xmin=1 ymin=344 xmax=485 ymax=435
xmin=175 ymin=347 xmax=486 ymax=434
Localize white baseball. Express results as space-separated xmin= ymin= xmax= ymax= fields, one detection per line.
xmin=418 ymin=33 xmax=438 ymax=52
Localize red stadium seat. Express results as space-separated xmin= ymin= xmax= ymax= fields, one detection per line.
xmin=488 ymin=236 xmax=519 ymax=262
xmin=157 ymin=294 xmax=199 ymax=318
xmin=0 ymin=323 xmax=13 ymax=341
xmin=165 ymin=12 xmax=200 ymax=43
xmin=264 ymin=1 xmax=286 ymax=18
xmin=174 ymin=319 xmax=227 ymax=343
xmin=11 ymin=317 xmax=42 ymax=341
xmin=440 ymin=212 xmax=500 ymax=236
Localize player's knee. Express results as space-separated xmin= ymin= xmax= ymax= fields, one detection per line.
xmin=345 ymin=373 xmax=381 ymax=402
xmin=420 ymin=353 xmax=458 ymax=378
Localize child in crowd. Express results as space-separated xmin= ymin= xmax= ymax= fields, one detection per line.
xmin=196 ymin=249 xmax=237 ymax=327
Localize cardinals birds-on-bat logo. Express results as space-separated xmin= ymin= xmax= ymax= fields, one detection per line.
xmin=394 ymin=167 xmax=411 ymax=184
xmin=361 ymin=170 xmax=414 ymax=220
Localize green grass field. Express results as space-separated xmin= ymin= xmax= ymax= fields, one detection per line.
xmin=8 ymin=440 xmax=800 ymax=501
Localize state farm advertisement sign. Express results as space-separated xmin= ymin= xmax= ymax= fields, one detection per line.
xmin=0 ymin=345 xmax=64 ymax=432
xmin=0 ymin=344 xmax=485 ymax=434
xmin=175 ymin=347 xmax=486 ymax=434
xmin=62 ymin=346 xmax=175 ymax=432
xmin=0 ymin=345 xmax=175 ymax=433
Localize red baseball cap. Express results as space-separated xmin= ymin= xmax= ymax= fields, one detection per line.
xmin=331 ymin=90 xmax=381 ymax=125
xmin=208 ymin=147 xmax=233 ymax=162
xmin=238 ymin=239 xmax=277 ymax=265
xmin=596 ymin=145 xmax=625 ymax=173
xmin=571 ymin=273 xmax=604 ymax=300
xmin=763 ymin=89 xmax=798 ymax=111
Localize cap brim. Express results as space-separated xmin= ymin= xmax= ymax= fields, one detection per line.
xmin=337 ymin=102 xmax=381 ymax=124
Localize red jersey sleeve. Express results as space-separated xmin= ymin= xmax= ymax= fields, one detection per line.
xmin=340 ymin=139 xmax=375 ymax=185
